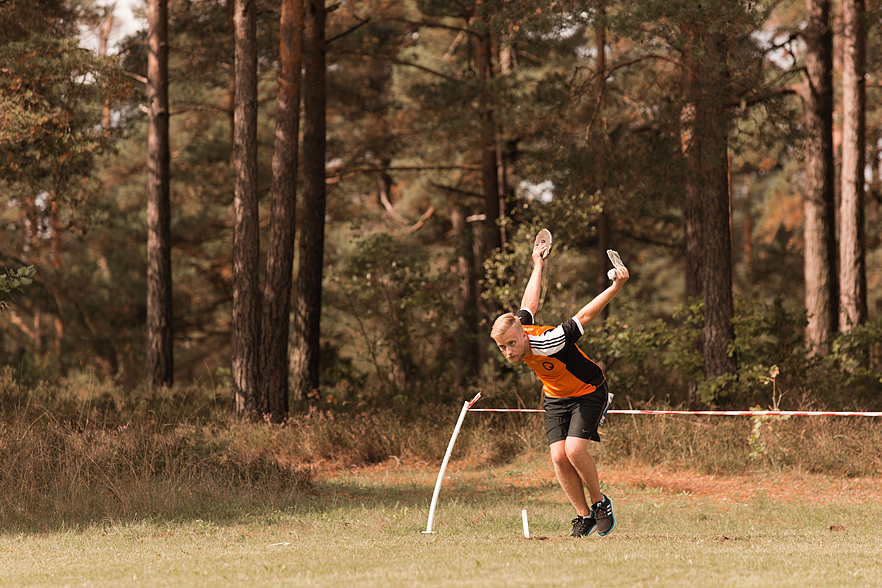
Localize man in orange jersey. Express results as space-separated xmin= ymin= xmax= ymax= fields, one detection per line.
xmin=490 ymin=234 xmax=629 ymax=538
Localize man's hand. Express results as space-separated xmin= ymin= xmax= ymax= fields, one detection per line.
xmin=610 ymin=266 xmax=630 ymax=288
xmin=533 ymin=229 xmax=552 ymax=265
xmin=532 ymin=240 xmax=548 ymax=267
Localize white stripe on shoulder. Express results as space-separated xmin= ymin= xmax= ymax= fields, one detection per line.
xmin=572 ymin=316 xmax=584 ymax=335
xmin=527 ymin=325 xmax=566 ymax=356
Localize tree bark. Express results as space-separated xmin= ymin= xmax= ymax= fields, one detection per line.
xmin=289 ymin=0 xmax=327 ymax=403
xmin=259 ymin=0 xmax=303 ymax=420
xmin=742 ymin=178 xmax=754 ymax=282
xmin=231 ymin=0 xmax=260 ymax=414
xmin=681 ymin=27 xmax=735 ymax=388
xmin=801 ymin=0 xmax=837 ymax=355
xmin=98 ymin=5 xmax=114 ymax=129
xmin=869 ymin=124 xmax=881 ymax=228
xmin=681 ymin=89 xmax=702 ymax=303
xmin=839 ymin=0 xmax=868 ymax=332
xmin=696 ymin=32 xmax=735 ymax=382
xmin=595 ymin=2 xmax=611 ymax=327
xmin=680 ymin=44 xmax=703 ymax=410
xmin=451 ymin=205 xmax=479 ymax=384
xmin=476 ymin=24 xmax=502 ymax=256
xmin=146 ymin=0 xmax=173 ymax=388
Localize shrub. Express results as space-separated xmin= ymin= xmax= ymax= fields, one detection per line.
xmin=0 ymin=420 xmax=312 ymax=530
xmin=589 ymin=296 xmax=882 ymax=410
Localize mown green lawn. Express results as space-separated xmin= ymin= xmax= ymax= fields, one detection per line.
xmin=3 ymin=457 xmax=881 ymax=588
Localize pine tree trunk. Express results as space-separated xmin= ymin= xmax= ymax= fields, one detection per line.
xmin=231 ymin=0 xmax=260 ymax=415
xmin=743 ymin=178 xmax=754 ymax=282
xmin=451 ymin=206 xmax=479 ymax=385
xmin=680 ymin=44 xmax=704 ymax=408
xmin=802 ymin=0 xmax=837 ymax=355
xmin=839 ymin=0 xmax=868 ymax=332
xmin=476 ymin=25 xmax=502 ymax=256
xmin=146 ymin=0 xmax=173 ymax=388
xmin=259 ymin=0 xmax=303 ymax=420
xmin=98 ymin=7 xmax=114 ymax=129
xmin=697 ymin=32 xmax=735 ymax=382
xmin=680 ymin=89 xmax=702 ymax=303
xmin=595 ymin=3 xmax=611 ymax=327
xmin=290 ymin=0 xmax=326 ymax=403
xmin=681 ymin=28 xmax=735 ymax=390
xmin=869 ymin=125 xmax=881 ymax=228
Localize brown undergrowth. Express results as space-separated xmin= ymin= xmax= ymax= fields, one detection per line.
xmin=2 ymin=382 xmax=881 ymax=531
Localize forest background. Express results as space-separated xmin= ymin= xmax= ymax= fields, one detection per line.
xmin=2 ymin=0 xmax=882 ymax=427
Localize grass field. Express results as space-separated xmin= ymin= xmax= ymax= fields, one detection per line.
xmin=3 ymin=453 xmax=881 ymax=588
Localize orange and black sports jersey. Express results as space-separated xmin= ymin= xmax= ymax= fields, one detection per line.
xmin=517 ymin=309 xmax=605 ymax=398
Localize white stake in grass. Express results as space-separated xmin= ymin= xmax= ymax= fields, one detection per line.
xmin=522 ymin=509 xmax=530 ymax=539
xmin=422 ymin=393 xmax=482 ymax=534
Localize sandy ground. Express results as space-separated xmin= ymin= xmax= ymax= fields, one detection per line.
xmin=321 ymin=457 xmax=882 ymax=507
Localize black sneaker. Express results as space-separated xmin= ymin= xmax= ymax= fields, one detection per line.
xmin=570 ymin=514 xmax=596 ymax=538
xmin=592 ymin=494 xmax=615 ymax=536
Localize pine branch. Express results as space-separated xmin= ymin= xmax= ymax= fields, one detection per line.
xmin=389 ymin=18 xmax=476 ymax=38
xmin=327 ymin=16 xmax=370 ymax=45
xmin=327 ymin=164 xmax=480 ymax=183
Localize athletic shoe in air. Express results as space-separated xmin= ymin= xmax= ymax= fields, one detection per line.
xmin=592 ymin=494 xmax=615 ymax=536
xmin=570 ymin=514 xmax=596 ymax=538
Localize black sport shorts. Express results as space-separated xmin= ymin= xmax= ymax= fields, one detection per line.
xmin=543 ymin=381 xmax=610 ymax=444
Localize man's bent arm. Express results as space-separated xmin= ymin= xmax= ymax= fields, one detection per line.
xmin=574 ymin=266 xmax=630 ymax=326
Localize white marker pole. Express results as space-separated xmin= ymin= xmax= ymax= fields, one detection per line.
xmin=422 ymin=393 xmax=481 ymax=534
xmin=522 ymin=509 xmax=530 ymax=539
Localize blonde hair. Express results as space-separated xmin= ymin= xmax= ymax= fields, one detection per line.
xmin=491 ymin=312 xmax=521 ymax=340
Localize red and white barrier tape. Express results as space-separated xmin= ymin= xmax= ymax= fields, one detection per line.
xmin=424 ymin=396 xmax=881 ymax=535
xmin=468 ymin=408 xmax=882 ymax=417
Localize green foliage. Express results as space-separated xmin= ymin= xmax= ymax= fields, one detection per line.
xmin=572 ymin=295 xmax=882 ymax=411
xmin=481 ymin=224 xmax=542 ymax=314
xmin=0 ymin=0 xmax=878 ymax=420
xmin=827 ymin=317 xmax=882 ymax=404
xmin=0 ymin=32 xmax=135 ymax=377
xmin=323 ymin=232 xmax=458 ymax=405
xmin=482 ymin=209 xmax=604 ymax=319
xmin=698 ymin=296 xmax=810 ymax=406
xmin=0 ymin=265 xmax=36 ymax=311
xmin=627 ymin=295 xmax=813 ymax=407
xmin=583 ymin=314 xmax=690 ymax=403
xmin=0 ymin=36 xmax=131 ymax=182
xmin=696 ymin=300 xmax=882 ymax=410
xmin=748 ymin=411 xmax=791 ymax=461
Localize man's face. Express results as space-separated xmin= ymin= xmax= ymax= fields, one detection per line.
xmin=493 ymin=323 xmax=530 ymax=365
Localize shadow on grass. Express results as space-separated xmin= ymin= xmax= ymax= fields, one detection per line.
xmin=1 ymin=457 xmax=566 ymax=535
xmin=301 ymin=457 xmax=566 ymax=521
